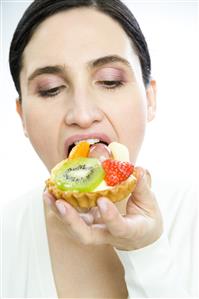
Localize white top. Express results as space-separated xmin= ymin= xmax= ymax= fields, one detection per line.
xmin=1 ymin=178 xmax=199 ymax=298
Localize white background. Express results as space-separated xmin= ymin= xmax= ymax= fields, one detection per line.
xmin=1 ymin=0 xmax=198 ymax=205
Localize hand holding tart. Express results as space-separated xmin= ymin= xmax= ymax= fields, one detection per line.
xmin=46 ymin=141 xmax=137 ymax=211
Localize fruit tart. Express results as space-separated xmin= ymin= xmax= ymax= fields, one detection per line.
xmin=46 ymin=140 xmax=137 ymax=211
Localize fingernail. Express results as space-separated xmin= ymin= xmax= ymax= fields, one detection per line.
xmin=134 ymin=167 xmax=145 ymax=182
xmin=98 ymin=198 xmax=108 ymax=213
xmin=56 ymin=202 xmax=66 ymax=216
xmin=43 ymin=193 xmax=52 ymax=206
xmin=145 ymin=169 xmax=152 ymax=187
xmin=80 ymin=214 xmax=92 ymax=225
xmin=95 ymin=210 xmax=101 ymax=220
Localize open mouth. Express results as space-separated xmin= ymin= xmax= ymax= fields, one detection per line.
xmin=67 ymin=138 xmax=109 ymax=157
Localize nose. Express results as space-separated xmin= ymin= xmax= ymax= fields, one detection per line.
xmin=64 ymin=90 xmax=104 ymax=128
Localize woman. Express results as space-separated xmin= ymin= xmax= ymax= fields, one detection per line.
xmin=2 ymin=0 xmax=198 ymax=297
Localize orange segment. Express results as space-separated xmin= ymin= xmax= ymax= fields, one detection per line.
xmin=68 ymin=141 xmax=90 ymax=159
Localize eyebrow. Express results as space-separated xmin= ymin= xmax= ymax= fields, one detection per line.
xmin=27 ymin=55 xmax=133 ymax=83
xmin=28 ymin=65 xmax=65 ymax=83
xmin=90 ymin=55 xmax=131 ymax=69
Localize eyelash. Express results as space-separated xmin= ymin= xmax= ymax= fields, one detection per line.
xmin=38 ymin=81 xmax=124 ymax=98
xmin=98 ymin=80 xmax=124 ymax=90
xmin=38 ymin=86 xmax=64 ymax=98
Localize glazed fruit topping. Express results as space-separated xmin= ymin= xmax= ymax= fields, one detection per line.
xmin=54 ymin=157 xmax=105 ymax=192
xmin=102 ymin=159 xmax=134 ymax=186
xmin=68 ymin=140 xmax=109 ymax=159
xmin=68 ymin=141 xmax=90 ymax=159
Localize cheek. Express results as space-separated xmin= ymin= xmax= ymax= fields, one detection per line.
xmin=22 ymin=105 xmax=60 ymax=169
xmin=110 ymin=91 xmax=147 ymax=163
xmin=126 ymin=106 xmax=147 ymax=163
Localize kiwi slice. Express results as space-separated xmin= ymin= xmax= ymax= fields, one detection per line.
xmin=52 ymin=157 xmax=105 ymax=192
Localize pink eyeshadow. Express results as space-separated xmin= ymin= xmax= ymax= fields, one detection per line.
xmin=94 ymin=67 xmax=126 ymax=81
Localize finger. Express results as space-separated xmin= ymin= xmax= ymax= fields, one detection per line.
xmin=127 ymin=167 xmax=157 ymax=215
xmin=134 ymin=167 xmax=152 ymax=196
xmin=145 ymin=169 xmax=152 ymax=188
xmin=89 ymin=207 xmax=104 ymax=224
xmin=44 ymin=193 xmax=113 ymax=245
xmin=55 ymin=200 xmax=93 ymax=244
xmin=79 ymin=207 xmax=103 ymax=225
xmin=43 ymin=191 xmax=92 ymax=225
xmin=43 ymin=191 xmax=73 ymax=225
xmin=97 ymin=197 xmax=129 ymax=237
xmin=79 ymin=212 xmax=94 ymax=225
xmin=43 ymin=191 xmax=58 ymax=215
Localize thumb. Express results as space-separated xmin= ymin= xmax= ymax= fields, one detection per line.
xmin=126 ymin=167 xmax=155 ymax=214
xmin=134 ymin=167 xmax=152 ymax=196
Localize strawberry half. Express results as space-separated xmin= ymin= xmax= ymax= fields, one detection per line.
xmin=102 ymin=159 xmax=134 ymax=186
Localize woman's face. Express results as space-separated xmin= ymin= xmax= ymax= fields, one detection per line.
xmin=18 ymin=8 xmax=156 ymax=171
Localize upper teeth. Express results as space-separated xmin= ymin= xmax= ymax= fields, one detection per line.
xmin=74 ymin=138 xmax=100 ymax=145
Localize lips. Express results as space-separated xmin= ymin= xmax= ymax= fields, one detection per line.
xmin=64 ymin=133 xmax=112 ymax=158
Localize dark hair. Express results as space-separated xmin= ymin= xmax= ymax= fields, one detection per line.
xmin=9 ymin=0 xmax=151 ymax=98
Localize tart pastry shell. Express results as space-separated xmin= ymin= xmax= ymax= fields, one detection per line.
xmin=46 ymin=176 xmax=137 ymax=211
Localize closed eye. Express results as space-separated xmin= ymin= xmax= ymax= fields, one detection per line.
xmin=97 ymin=80 xmax=124 ymax=89
xmin=38 ymin=86 xmax=65 ymax=98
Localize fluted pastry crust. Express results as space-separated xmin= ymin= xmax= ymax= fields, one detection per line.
xmin=46 ymin=175 xmax=136 ymax=211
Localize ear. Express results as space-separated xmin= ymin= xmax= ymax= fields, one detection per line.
xmin=16 ymin=99 xmax=28 ymax=137
xmin=146 ymin=79 xmax=157 ymax=122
